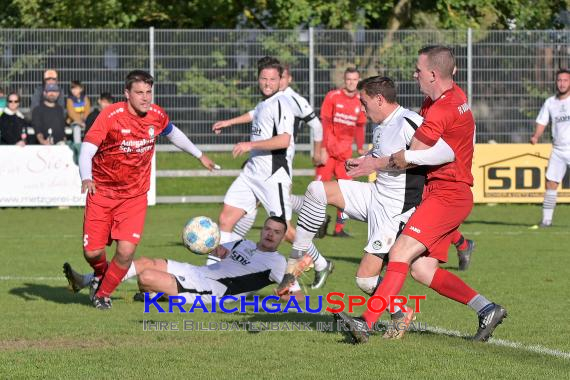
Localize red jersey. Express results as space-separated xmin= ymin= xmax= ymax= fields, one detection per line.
xmin=83 ymin=102 xmax=170 ymax=198
xmin=414 ymin=83 xmax=474 ymax=186
xmin=320 ymin=89 xmax=367 ymax=160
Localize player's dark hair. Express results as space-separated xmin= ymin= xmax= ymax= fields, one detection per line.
xmin=357 ymin=76 xmax=397 ymax=103
xmin=344 ymin=67 xmax=360 ymax=76
xmin=125 ymin=70 xmax=154 ymax=90
xmin=266 ymin=216 xmax=287 ymax=232
xmin=99 ymin=92 xmax=114 ymax=103
xmin=7 ymin=91 xmax=20 ymax=103
xmin=556 ymin=68 xmax=570 ymax=77
xmin=418 ymin=45 xmax=455 ymax=79
xmin=257 ymin=56 xmax=283 ymax=77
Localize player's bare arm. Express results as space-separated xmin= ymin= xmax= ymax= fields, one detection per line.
xmin=232 ymin=133 xmax=291 ymax=158
xmin=530 ymin=123 xmax=546 ymax=145
xmin=212 ymin=112 xmax=253 ymax=135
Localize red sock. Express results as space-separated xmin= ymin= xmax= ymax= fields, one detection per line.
xmin=86 ymin=252 xmax=108 ymax=279
xmin=429 ymin=268 xmax=477 ymax=304
xmin=334 ymin=209 xmax=345 ymax=233
xmin=96 ymin=259 xmax=129 ymax=298
xmin=449 ymin=230 xmax=462 ymax=246
xmin=362 ymin=261 xmax=409 ymax=328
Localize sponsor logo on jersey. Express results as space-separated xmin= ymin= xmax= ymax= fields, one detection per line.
xmin=121 ymin=129 xmax=131 ymax=134
xmin=108 ymin=107 xmax=124 ymax=118
xmin=457 ymin=102 xmax=470 ymax=115
xmin=554 ymin=114 xmax=570 ymax=123
xmin=408 ymin=226 xmax=421 ymax=234
xmin=372 ymin=240 xmax=383 ymax=250
xmin=251 ymin=125 xmax=262 ymax=136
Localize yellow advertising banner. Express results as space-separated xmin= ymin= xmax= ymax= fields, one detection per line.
xmin=473 ymin=144 xmax=570 ymax=203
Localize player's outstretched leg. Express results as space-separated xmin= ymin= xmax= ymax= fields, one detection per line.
xmin=276 ymin=181 xmax=328 ymax=295
xmin=311 ymin=259 xmax=334 ymax=289
xmin=333 ymin=312 xmax=372 ymax=344
xmin=63 ymin=262 xmax=93 ymax=293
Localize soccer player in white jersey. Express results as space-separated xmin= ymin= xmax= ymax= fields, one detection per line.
xmin=276 ymin=76 xmax=456 ymax=338
xmin=211 ymin=57 xmax=328 ymax=275
xmin=211 ymin=63 xmax=332 ymax=286
xmin=64 ymin=217 xmax=302 ymax=303
xmin=531 ymin=68 xmax=570 ymax=227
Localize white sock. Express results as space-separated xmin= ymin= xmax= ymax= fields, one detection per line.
xmin=313 ymin=254 xmax=328 ymax=272
xmin=542 ymin=189 xmax=557 ymax=224
xmin=234 ymin=211 xmax=256 ymax=238
xmin=220 ymin=230 xmax=233 ymax=244
xmin=82 ymin=273 xmax=94 ymax=287
xmin=121 ymin=262 xmax=137 ymax=282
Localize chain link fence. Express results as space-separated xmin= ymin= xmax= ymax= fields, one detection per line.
xmin=0 ymin=28 xmax=568 ymax=145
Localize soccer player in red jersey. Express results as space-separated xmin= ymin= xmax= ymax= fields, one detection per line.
xmin=78 ymin=70 xmax=216 ymax=309
xmin=336 ymin=46 xmax=506 ymax=343
xmin=318 ymin=67 xmax=367 ymax=237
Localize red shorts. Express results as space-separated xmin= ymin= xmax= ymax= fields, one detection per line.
xmin=402 ymin=180 xmax=473 ymax=262
xmin=83 ymin=192 xmax=148 ymax=251
xmin=315 ymin=156 xmax=352 ymax=181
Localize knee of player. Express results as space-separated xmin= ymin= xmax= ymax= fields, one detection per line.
xmin=355 ymin=276 xmax=380 ymax=296
xmin=306 ymin=181 xmax=326 ymax=202
xmin=409 ymin=265 xmax=431 ymax=285
xmin=137 ymin=269 xmax=154 ymax=287
xmin=284 ymin=227 xmax=295 ymax=243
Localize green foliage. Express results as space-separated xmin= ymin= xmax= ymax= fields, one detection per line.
xmin=177 ymin=68 xmax=256 ymax=111
xmin=0 ymin=0 xmax=566 ymax=30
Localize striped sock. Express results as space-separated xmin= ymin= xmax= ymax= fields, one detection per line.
xmin=290 ymin=194 xmax=305 ymax=214
xmin=234 ymin=210 xmax=256 ymax=239
xmin=294 ymin=182 xmax=327 ymax=252
xmin=307 ymin=243 xmax=327 ymax=271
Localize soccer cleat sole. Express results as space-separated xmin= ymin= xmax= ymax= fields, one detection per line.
xmin=63 ymin=262 xmax=84 ymax=293
xmin=333 ymin=311 xmax=370 ymax=344
xmin=383 ymin=307 xmax=416 ymax=340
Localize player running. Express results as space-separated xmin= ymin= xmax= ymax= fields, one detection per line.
xmin=530 ymin=68 xmax=570 ymax=228
xmin=211 ymin=56 xmax=328 ymax=283
xmin=318 ymin=67 xmax=367 ymax=237
xmin=335 ymin=46 xmax=507 ymax=343
xmin=78 ymin=70 xmax=216 ymax=310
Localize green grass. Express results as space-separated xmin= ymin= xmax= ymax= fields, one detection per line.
xmin=1 ymin=204 xmax=569 ymax=378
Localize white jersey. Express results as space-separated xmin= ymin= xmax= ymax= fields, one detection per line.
xmin=197 ymin=240 xmax=286 ymax=296
xmin=243 ymin=92 xmax=295 ymax=180
xmin=536 ymin=95 xmax=570 ymax=150
xmin=370 ymin=106 xmax=426 ymax=214
xmin=281 ymin=87 xmax=323 ymax=142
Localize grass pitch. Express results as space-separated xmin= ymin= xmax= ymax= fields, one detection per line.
xmin=1 ymin=203 xmax=569 ymax=378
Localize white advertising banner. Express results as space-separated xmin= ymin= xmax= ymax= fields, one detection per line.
xmin=0 ymin=146 xmax=156 ymax=207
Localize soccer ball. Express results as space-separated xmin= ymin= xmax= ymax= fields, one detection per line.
xmin=182 ymin=216 xmax=220 ymax=255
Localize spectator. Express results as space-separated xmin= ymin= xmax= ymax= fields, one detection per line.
xmin=85 ymin=92 xmax=114 ymax=133
xmin=32 ymin=83 xmax=66 ymax=145
xmin=0 ymin=88 xmax=6 ymax=115
xmin=31 ymin=69 xmax=66 ymax=113
xmin=0 ymin=92 xmax=28 ymax=146
xmin=66 ymin=80 xmax=91 ymax=128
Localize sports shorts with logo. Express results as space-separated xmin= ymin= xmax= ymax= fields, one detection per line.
xmin=224 ymin=170 xmax=292 ymax=220
xmin=338 ymin=179 xmax=413 ymax=257
xmin=83 ymin=192 xmax=147 ymax=251
xmin=402 ymin=180 xmax=473 ymax=262
xmin=167 ymin=260 xmax=227 ymax=304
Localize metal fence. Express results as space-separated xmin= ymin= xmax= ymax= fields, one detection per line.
xmin=1 ymin=28 xmax=568 ymax=145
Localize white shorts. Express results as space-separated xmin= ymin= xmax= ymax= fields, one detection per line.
xmin=338 ymin=179 xmax=414 ymax=256
xmin=224 ymin=170 xmax=292 ymax=220
xmin=546 ymin=149 xmax=570 ymax=183
xmin=167 ymin=260 xmax=226 ymax=304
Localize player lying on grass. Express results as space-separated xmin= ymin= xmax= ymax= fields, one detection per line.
xmin=64 ymin=216 xmax=302 ymax=304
